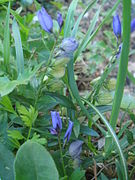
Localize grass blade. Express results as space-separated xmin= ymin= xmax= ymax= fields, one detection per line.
xmin=67 ymin=58 xmax=91 ymax=122
xmin=64 ymin=0 xmax=79 ymax=38
xmin=74 ymin=0 xmax=120 ymax=62
xmin=74 ymin=8 xmax=100 ymax=60
xmin=127 ymin=70 xmax=135 ymax=85
xmin=110 ymin=0 xmax=131 ymax=129
xmin=12 ymin=19 xmax=24 ymax=76
xmin=82 ymin=97 xmax=128 ymax=180
xmin=4 ymin=2 xmax=10 ymax=69
xmin=71 ymin=0 xmax=97 ymax=38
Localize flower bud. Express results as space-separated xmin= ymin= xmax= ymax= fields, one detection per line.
xmin=60 ymin=38 xmax=79 ymax=53
xmin=113 ymin=15 xmax=121 ymax=38
xmin=37 ymin=7 xmax=53 ymax=33
xmin=50 ymin=111 xmax=62 ymax=135
xmin=64 ymin=120 xmax=73 ymax=143
xmin=57 ymin=12 xmax=63 ymax=31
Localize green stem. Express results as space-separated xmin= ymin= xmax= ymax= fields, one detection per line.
xmin=27 ymin=126 xmax=32 ymax=140
xmin=58 ymin=135 xmax=67 ymax=178
xmin=110 ymin=0 xmax=131 ymax=130
xmin=34 ymin=35 xmax=58 ymax=108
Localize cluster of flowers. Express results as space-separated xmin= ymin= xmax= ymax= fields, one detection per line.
xmin=50 ymin=111 xmax=74 ymax=144
xmin=50 ymin=111 xmax=83 ymax=163
xmin=37 ymin=7 xmax=63 ymax=33
xmin=37 ymin=7 xmax=79 ymax=54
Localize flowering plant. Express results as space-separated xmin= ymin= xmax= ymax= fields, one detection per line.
xmin=0 ymin=0 xmax=134 ymax=180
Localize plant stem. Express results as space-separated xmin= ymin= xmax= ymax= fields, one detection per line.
xmin=58 ymin=135 xmax=67 ymax=178
xmin=34 ymin=35 xmax=58 ymax=108
xmin=27 ymin=126 xmax=32 ymax=140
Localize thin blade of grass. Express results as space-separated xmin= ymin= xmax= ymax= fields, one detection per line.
xmin=74 ymin=8 xmax=100 ymax=60
xmin=12 ymin=19 xmax=24 ymax=76
xmin=127 ymin=70 xmax=135 ymax=85
xmin=64 ymin=0 xmax=79 ymax=38
xmin=4 ymin=2 xmax=10 ymax=69
xmin=110 ymin=0 xmax=131 ymax=129
xmin=74 ymin=0 xmax=120 ymax=62
xmin=71 ymin=0 xmax=97 ymax=38
xmin=82 ymin=97 xmax=128 ymax=180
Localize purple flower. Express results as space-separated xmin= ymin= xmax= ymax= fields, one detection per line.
xmin=50 ymin=111 xmax=62 ymax=135
xmin=57 ymin=12 xmax=63 ymax=31
xmin=69 ymin=140 xmax=83 ymax=159
xmin=37 ymin=7 xmax=53 ymax=33
xmin=131 ymin=18 xmax=135 ymax=33
xmin=64 ymin=120 xmax=73 ymax=143
xmin=60 ymin=38 xmax=79 ymax=53
xmin=113 ymin=15 xmax=121 ymax=38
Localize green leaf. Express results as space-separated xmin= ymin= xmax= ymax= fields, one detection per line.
xmin=125 ymin=129 xmax=133 ymax=145
xmin=0 ymin=142 xmax=14 ymax=180
xmin=116 ymin=159 xmax=124 ymax=180
xmin=80 ymin=125 xmax=99 ymax=137
xmin=70 ymin=168 xmax=85 ymax=180
xmin=82 ymin=97 xmax=128 ymax=180
xmin=8 ymin=130 xmax=24 ymax=140
xmin=74 ymin=6 xmax=100 ymax=60
xmin=99 ymin=173 xmax=109 ymax=180
xmin=12 ymin=19 xmax=24 ymax=76
xmin=73 ymin=120 xmax=80 ymax=138
xmin=38 ymin=92 xmax=75 ymax=111
xmin=4 ymin=2 xmax=10 ymax=68
xmin=71 ymin=0 xmax=97 ymax=37
xmin=67 ymin=58 xmax=92 ymax=126
xmin=10 ymin=9 xmax=29 ymax=35
xmin=0 ymin=63 xmax=44 ymax=97
xmin=31 ymin=133 xmax=47 ymax=145
xmin=14 ymin=141 xmax=59 ymax=180
xmin=0 ymin=95 xmax=16 ymax=114
xmin=127 ymin=70 xmax=135 ymax=84
xmin=17 ymin=105 xmax=38 ymax=127
xmin=64 ymin=0 xmax=79 ymax=37
xmin=110 ymin=0 xmax=131 ymax=130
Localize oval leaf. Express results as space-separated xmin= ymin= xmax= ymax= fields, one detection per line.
xmin=14 ymin=141 xmax=59 ymax=180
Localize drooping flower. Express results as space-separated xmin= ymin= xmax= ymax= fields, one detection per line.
xmin=37 ymin=7 xmax=53 ymax=33
xmin=57 ymin=12 xmax=63 ymax=31
xmin=113 ymin=15 xmax=121 ymax=38
xmin=131 ymin=18 xmax=135 ymax=33
xmin=60 ymin=38 xmax=79 ymax=53
xmin=64 ymin=120 xmax=73 ymax=143
xmin=50 ymin=111 xmax=62 ymax=135
xmin=69 ymin=140 xmax=83 ymax=159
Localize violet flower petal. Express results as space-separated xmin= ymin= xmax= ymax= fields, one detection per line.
xmin=56 ymin=112 xmax=62 ymax=130
xmin=57 ymin=12 xmax=63 ymax=30
xmin=113 ymin=15 xmax=121 ymax=38
xmin=50 ymin=128 xmax=58 ymax=135
xmin=37 ymin=7 xmax=53 ymax=33
xmin=64 ymin=120 xmax=74 ymax=143
xmin=51 ymin=111 xmax=58 ymax=130
xmin=60 ymin=38 xmax=79 ymax=53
